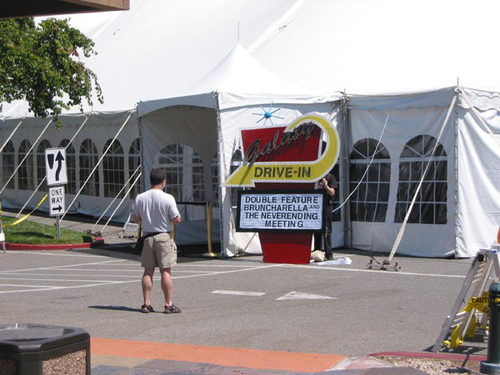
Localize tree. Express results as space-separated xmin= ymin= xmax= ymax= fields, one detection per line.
xmin=0 ymin=17 xmax=103 ymax=126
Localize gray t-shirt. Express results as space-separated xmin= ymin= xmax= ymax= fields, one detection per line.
xmin=133 ymin=189 xmax=180 ymax=233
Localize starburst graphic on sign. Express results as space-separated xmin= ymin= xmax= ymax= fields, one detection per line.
xmin=252 ymin=101 xmax=284 ymax=126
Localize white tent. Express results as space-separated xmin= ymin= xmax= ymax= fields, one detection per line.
xmin=1 ymin=0 xmax=500 ymax=258
xmin=138 ymin=43 xmax=341 ymax=253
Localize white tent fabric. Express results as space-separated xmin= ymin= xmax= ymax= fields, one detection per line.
xmin=2 ymin=0 xmax=500 ymax=258
xmin=347 ymin=87 xmax=500 ymax=258
xmin=0 ymin=111 xmax=139 ymax=223
xmin=348 ymin=89 xmax=457 ymax=257
xmin=456 ymin=89 xmax=500 ymax=257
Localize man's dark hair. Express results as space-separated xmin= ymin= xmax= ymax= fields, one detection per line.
xmin=150 ymin=168 xmax=166 ymax=186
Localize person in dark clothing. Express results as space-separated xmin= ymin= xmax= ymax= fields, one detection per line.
xmin=315 ymin=173 xmax=338 ymax=260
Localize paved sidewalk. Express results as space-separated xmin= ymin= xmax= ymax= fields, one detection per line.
xmin=90 ymin=337 xmax=432 ymax=374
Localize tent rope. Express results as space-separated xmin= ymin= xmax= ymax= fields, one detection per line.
xmin=332 ymin=114 xmax=390 ymax=215
xmin=99 ymin=171 xmax=142 ymax=235
xmin=13 ymin=115 xmax=90 ymax=218
xmin=0 ymin=118 xmax=24 ymax=154
xmin=61 ymin=111 xmax=133 ymax=222
xmin=0 ymin=118 xmax=53 ymax=196
xmin=386 ymin=92 xmax=458 ymax=264
xmin=90 ymin=164 xmax=141 ymax=233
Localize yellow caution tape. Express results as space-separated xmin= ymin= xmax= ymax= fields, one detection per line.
xmin=2 ymin=194 xmax=48 ymax=227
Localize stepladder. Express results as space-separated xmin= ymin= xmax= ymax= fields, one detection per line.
xmin=432 ymin=248 xmax=500 ymax=352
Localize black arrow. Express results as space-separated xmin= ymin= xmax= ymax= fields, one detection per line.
xmin=55 ymin=151 xmax=65 ymax=181
xmin=53 ymin=205 xmax=63 ymax=212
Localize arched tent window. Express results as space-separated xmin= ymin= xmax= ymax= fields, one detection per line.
xmin=229 ymin=148 xmax=243 ymax=210
xmin=59 ymin=139 xmax=76 ymax=194
xmin=103 ymin=140 xmax=125 ymax=198
xmin=18 ymin=140 xmax=34 ymax=190
xmin=211 ymin=153 xmax=219 ymax=206
xmin=349 ymin=138 xmax=391 ymax=222
xmin=156 ymin=144 xmax=204 ymax=202
xmin=79 ymin=139 xmax=100 ymax=196
xmin=36 ymin=140 xmax=51 ymax=189
xmin=395 ymin=135 xmax=447 ymax=224
xmin=2 ymin=141 xmax=15 ymax=190
xmin=128 ymin=138 xmax=142 ymax=199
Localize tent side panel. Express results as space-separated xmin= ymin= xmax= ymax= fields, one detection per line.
xmin=456 ymin=106 xmax=500 ymax=257
xmin=348 ymin=102 xmax=456 ymax=258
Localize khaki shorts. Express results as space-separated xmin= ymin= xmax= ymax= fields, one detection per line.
xmin=141 ymin=233 xmax=177 ymax=269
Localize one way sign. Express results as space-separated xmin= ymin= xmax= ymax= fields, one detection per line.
xmin=45 ymin=148 xmax=67 ymax=186
xmin=49 ymin=186 xmax=65 ymax=217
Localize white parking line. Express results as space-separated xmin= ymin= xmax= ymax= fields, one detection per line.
xmin=0 ymin=259 xmax=127 ymax=273
xmin=0 ymin=277 xmax=134 ymax=283
xmin=0 ymin=260 xmax=281 ymax=294
xmin=212 ymin=290 xmax=266 ymax=296
xmin=6 ymin=251 xmax=115 ymax=258
xmin=280 ymin=263 xmax=466 ymax=278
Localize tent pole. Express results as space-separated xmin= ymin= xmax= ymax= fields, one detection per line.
xmin=453 ymin=86 xmax=460 ymax=257
xmin=341 ymin=94 xmax=352 ymax=249
xmin=215 ymin=92 xmax=226 ymax=257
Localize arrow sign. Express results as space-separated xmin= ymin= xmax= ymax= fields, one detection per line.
xmin=45 ymin=148 xmax=68 ymax=186
xmin=55 ymin=151 xmax=65 ymax=181
xmin=49 ymin=186 xmax=65 ymax=217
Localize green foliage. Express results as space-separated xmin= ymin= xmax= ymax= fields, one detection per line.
xmin=2 ymin=216 xmax=93 ymax=244
xmin=0 ymin=17 xmax=103 ymax=126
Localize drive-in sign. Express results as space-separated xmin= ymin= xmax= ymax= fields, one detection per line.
xmin=49 ymin=186 xmax=65 ymax=217
xmin=45 ymin=148 xmax=68 ymax=186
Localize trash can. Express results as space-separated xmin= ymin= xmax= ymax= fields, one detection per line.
xmin=0 ymin=323 xmax=90 ymax=375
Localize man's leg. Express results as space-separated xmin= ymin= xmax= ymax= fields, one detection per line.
xmin=324 ymin=209 xmax=334 ymax=260
xmin=142 ymin=267 xmax=155 ymax=306
xmin=159 ymin=267 xmax=173 ymax=306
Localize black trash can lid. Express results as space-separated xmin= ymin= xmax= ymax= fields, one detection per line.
xmin=0 ymin=323 xmax=90 ymax=353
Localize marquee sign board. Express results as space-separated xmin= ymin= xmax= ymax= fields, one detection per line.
xmin=236 ymin=190 xmax=326 ymax=232
xmin=225 ymin=114 xmax=340 ymax=187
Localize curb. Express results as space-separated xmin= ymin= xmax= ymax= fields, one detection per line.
xmin=5 ymin=237 xmax=104 ymax=250
xmin=370 ymin=351 xmax=487 ymax=362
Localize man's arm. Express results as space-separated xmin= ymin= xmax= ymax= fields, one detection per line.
xmin=321 ymin=178 xmax=335 ymax=197
xmin=133 ymin=213 xmax=141 ymax=223
xmin=172 ymin=215 xmax=181 ymax=225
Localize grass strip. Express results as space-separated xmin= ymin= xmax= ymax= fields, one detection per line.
xmin=1 ymin=216 xmax=93 ymax=244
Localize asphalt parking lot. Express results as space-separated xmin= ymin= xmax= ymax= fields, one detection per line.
xmin=0 ymin=247 xmax=482 ymax=359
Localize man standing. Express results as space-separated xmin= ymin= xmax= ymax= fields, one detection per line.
xmin=315 ymin=172 xmax=338 ymax=261
xmin=133 ymin=168 xmax=182 ymax=314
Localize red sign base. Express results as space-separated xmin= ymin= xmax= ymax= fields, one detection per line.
xmin=259 ymin=232 xmax=312 ymax=264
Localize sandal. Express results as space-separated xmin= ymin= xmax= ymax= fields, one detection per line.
xmin=164 ymin=304 xmax=182 ymax=314
xmin=141 ymin=304 xmax=154 ymax=313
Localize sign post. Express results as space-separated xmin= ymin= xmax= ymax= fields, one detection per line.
xmin=45 ymin=148 xmax=68 ymax=240
xmin=49 ymin=186 xmax=65 ymax=239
